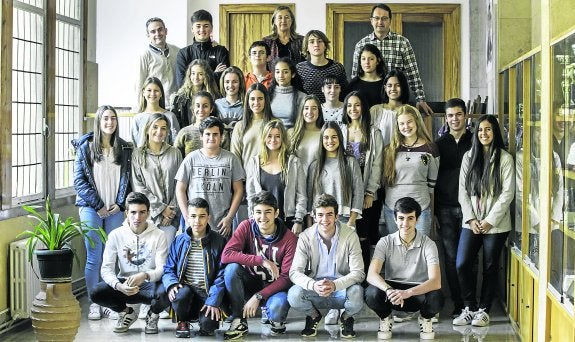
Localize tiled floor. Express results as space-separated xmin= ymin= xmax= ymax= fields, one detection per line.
xmin=3 ymin=295 xmax=519 ymax=341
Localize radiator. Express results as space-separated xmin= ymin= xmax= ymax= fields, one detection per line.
xmin=9 ymin=239 xmax=42 ymax=320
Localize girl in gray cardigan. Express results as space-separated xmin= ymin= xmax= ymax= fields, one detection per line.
xmin=455 ymin=115 xmax=515 ymax=327
xmin=132 ymin=113 xmax=183 ymax=246
xmin=245 ymin=119 xmax=307 ymax=234
xmin=307 ymin=121 xmax=364 ymax=228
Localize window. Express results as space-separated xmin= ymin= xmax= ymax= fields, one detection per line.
xmin=9 ymin=0 xmax=83 ymax=205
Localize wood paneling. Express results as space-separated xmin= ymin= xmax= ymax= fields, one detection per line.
xmin=219 ymin=4 xmax=294 ymax=72
xmin=0 ymin=0 xmax=13 ymax=208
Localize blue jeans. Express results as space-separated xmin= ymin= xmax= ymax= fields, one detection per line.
xmin=365 ymin=282 xmax=443 ymax=319
xmin=223 ymin=263 xmax=290 ymax=322
xmin=456 ymin=228 xmax=509 ymax=312
xmin=435 ymin=205 xmax=464 ymax=310
xmin=287 ymin=284 xmax=364 ymax=318
xmin=383 ymin=206 xmax=432 ymax=237
xmin=79 ymin=206 xmax=124 ymax=297
xmin=90 ymin=279 xmax=169 ymax=314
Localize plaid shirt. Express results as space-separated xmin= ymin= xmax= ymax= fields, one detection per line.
xmin=352 ymin=31 xmax=426 ymax=101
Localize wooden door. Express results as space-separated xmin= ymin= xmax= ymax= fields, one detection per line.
xmin=326 ymin=4 xmax=460 ymax=101
xmin=219 ymin=4 xmax=295 ymax=73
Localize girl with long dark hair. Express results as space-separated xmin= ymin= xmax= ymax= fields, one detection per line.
xmin=454 ymin=115 xmax=515 ymax=327
xmin=72 ymin=105 xmax=133 ymax=320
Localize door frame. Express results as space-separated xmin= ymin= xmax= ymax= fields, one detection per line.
xmin=326 ymin=3 xmax=460 ymax=100
xmin=219 ymin=4 xmax=295 ymax=71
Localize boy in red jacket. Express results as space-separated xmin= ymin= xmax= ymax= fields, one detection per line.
xmin=221 ymin=191 xmax=297 ymax=339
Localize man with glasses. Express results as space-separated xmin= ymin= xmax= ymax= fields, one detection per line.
xmin=134 ymin=17 xmax=180 ymax=110
xmin=351 ymin=4 xmax=433 ymax=116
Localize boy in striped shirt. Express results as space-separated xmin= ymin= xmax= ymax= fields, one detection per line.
xmin=161 ymin=198 xmax=227 ymax=338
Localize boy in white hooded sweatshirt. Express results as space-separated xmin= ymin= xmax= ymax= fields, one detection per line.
xmin=90 ymin=192 xmax=169 ymax=334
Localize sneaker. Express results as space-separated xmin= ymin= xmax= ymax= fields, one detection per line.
xmin=102 ymin=306 xmax=119 ymax=320
xmin=138 ymin=304 xmax=150 ymax=320
xmin=145 ymin=312 xmax=159 ymax=334
xmin=175 ymin=321 xmax=190 ymax=338
xmin=114 ymin=307 xmax=138 ymax=333
xmin=159 ymin=310 xmax=171 ymax=319
xmin=270 ymin=321 xmax=286 ymax=336
xmin=377 ymin=316 xmax=393 ymax=339
xmin=418 ymin=315 xmax=435 ymax=340
xmin=431 ymin=313 xmax=439 ymax=323
xmin=301 ymin=313 xmax=322 ymax=337
xmin=451 ymin=307 xmax=465 ymax=319
xmin=261 ymin=306 xmax=270 ymax=324
xmin=88 ymin=303 xmax=101 ymax=320
xmin=393 ymin=311 xmax=416 ymax=323
xmin=453 ymin=307 xmax=474 ymax=326
xmin=325 ymin=309 xmax=340 ymax=325
xmin=471 ymin=309 xmax=490 ymax=327
xmin=224 ymin=318 xmax=248 ymax=340
xmin=339 ymin=315 xmax=356 ymax=339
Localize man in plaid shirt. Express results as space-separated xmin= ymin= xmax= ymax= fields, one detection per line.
xmin=351 ymin=3 xmax=433 ymax=116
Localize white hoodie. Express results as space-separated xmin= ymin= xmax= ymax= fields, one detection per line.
xmin=100 ymin=220 xmax=168 ymax=290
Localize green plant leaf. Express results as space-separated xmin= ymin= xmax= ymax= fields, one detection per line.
xmin=18 ymin=196 xmax=108 ymax=265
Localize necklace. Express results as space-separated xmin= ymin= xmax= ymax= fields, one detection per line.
xmin=402 ymin=137 xmax=419 ymax=151
xmin=402 ymin=137 xmax=418 ymax=161
xmin=399 ymin=230 xmax=417 ymax=247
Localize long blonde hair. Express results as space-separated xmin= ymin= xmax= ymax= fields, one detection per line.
xmin=289 ymin=94 xmax=325 ymax=154
xmin=134 ymin=113 xmax=171 ymax=168
xmin=383 ymin=105 xmax=433 ymax=186
xmin=177 ymin=59 xmax=221 ymax=99
xmin=259 ymin=119 xmax=290 ymax=182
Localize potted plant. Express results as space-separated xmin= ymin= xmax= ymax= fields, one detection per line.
xmin=17 ymin=196 xmax=107 ymax=282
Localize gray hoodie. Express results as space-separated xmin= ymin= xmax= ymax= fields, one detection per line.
xmin=132 ymin=143 xmax=182 ymax=226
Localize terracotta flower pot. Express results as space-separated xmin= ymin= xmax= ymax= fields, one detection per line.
xmin=31 ymin=282 xmax=81 ymax=342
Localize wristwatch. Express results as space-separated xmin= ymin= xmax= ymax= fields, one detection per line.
xmin=255 ymin=292 xmax=263 ymax=301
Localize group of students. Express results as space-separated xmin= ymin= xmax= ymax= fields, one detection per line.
xmin=72 ymin=2 xmax=516 ymax=340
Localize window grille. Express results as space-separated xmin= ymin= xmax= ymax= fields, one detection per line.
xmin=10 ymin=0 xmax=83 ymax=204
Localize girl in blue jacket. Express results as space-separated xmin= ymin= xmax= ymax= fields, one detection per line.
xmin=72 ymin=105 xmax=133 ymax=320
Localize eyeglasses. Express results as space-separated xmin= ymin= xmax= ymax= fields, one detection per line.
xmin=371 ymin=16 xmax=390 ymax=22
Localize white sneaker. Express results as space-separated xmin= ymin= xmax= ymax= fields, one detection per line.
xmin=324 ymin=309 xmax=340 ymax=325
xmin=159 ymin=310 xmax=170 ymax=319
xmin=138 ymin=304 xmax=150 ymax=320
xmin=471 ymin=309 xmax=490 ymax=327
xmin=88 ymin=303 xmax=101 ymax=320
xmin=452 ymin=307 xmax=474 ymax=326
xmin=377 ymin=316 xmax=393 ymax=339
xmin=101 ymin=306 xmax=119 ymax=320
xmin=418 ymin=315 xmax=435 ymax=340
xmin=114 ymin=307 xmax=138 ymax=333
xmin=145 ymin=312 xmax=159 ymax=334
xmin=393 ymin=311 xmax=416 ymax=322
xmin=431 ymin=313 xmax=439 ymax=323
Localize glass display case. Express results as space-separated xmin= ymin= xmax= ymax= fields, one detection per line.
xmin=551 ymin=32 xmax=575 ymax=309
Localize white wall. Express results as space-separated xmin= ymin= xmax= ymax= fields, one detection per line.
xmin=93 ymin=0 xmax=472 ymax=107
xmin=94 ymin=0 xmax=188 ymax=107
